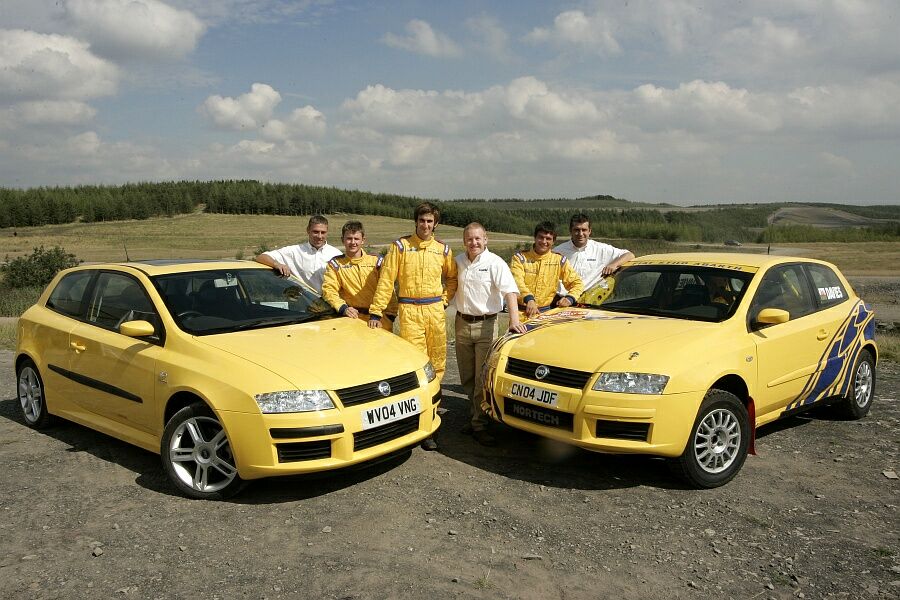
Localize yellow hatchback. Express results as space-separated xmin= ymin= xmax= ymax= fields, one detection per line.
xmin=15 ymin=260 xmax=441 ymax=499
xmin=485 ymin=253 xmax=877 ymax=487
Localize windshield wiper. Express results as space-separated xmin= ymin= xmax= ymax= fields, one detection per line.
xmin=232 ymin=315 xmax=316 ymax=330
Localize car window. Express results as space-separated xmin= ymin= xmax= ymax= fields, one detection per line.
xmin=46 ymin=271 xmax=94 ymax=318
xmin=806 ymin=264 xmax=848 ymax=309
xmin=595 ymin=265 xmax=754 ymax=322
xmin=153 ymin=269 xmax=336 ymax=334
xmin=749 ymin=264 xmax=816 ymax=324
xmin=87 ymin=272 xmax=161 ymax=340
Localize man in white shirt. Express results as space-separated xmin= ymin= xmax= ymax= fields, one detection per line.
xmin=554 ymin=213 xmax=634 ymax=294
xmin=452 ymin=222 xmax=527 ymax=446
xmin=255 ymin=215 xmax=342 ymax=293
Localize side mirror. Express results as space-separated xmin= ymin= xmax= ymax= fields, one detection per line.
xmin=120 ymin=319 xmax=155 ymax=337
xmin=756 ymin=308 xmax=789 ymax=325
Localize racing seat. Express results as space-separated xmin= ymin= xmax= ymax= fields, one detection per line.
xmin=195 ymin=280 xmax=246 ymax=320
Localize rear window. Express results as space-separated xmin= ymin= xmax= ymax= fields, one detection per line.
xmin=46 ymin=271 xmax=93 ymax=318
xmin=806 ymin=264 xmax=848 ymax=309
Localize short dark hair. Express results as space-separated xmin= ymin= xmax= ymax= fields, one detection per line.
xmin=569 ymin=213 xmax=591 ymax=229
xmin=341 ymin=220 xmax=365 ymax=238
xmin=534 ymin=221 xmax=557 ymax=238
xmin=413 ymin=202 xmax=440 ymax=224
xmin=307 ymin=215 xmax=328 ymax=229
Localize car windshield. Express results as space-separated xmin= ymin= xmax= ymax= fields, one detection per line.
xmin=152 ymin=268 xmax=336 ymax=334
xmin=587 ymin=264 xmax=756 ymax=322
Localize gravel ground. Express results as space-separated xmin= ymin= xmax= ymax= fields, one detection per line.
xmin=0 ymin=347 xmax=898 ymax=600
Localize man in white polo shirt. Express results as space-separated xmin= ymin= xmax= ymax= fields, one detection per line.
xmin=255 ymin=215 xmax=342 ymax=293
xmin=453 ymin=222 xmax=527 ymax=446
xmin=555 ymin=213 xmax=634 ymax=294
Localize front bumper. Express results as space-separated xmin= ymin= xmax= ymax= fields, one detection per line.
xmin=487 ymin=373 xmax=702 ymax=457
xmin=219 ymin=379 xmax=442 ymax=480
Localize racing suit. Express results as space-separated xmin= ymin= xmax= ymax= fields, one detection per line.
xmin=369 ymin=234 xmax=458 ymax=380
xmin=511 ymin=249 xmax=583 ymax=312
xmin=321 ymin=253 xmax=397 ymax=330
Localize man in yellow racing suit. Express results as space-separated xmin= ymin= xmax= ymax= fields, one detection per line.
xmin=321 ymin=220 xmax=397 ymax=329
xmin=369 ymin=203 xmax=458 ymax=450
xmin=369 ymin=202 xmax=458 ymax=376
xmin=511 ymin=221 xmax=583 ymax=318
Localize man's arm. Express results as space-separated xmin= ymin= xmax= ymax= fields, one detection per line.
xmin=255 ymin=251 xmax=291 ymax=277
xmin=510 ymin=253 xmax=538 ymax=317
xmin=368 ymin=246 xmax=400 ymax=328
xmin=602 ymin=250 xmax=635 ymax=276
xmin=442 ymin=247 xmax=458 ymax=306
xmin=321 ymin=262 xmax=352 ymax=317
xmin=504 ymin=292 xmax=527 ymax=333
xmin=557 ymin=259 xmax=584 ymax=307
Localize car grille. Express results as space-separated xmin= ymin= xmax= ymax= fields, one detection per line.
xmin=504 ymin=398 xmax=574 ymax=431
xmin=276 ymin=440 xmax=332 ymax=462
xmin=505 ymin=358 xmax=592 ymax=389
xmin=336 ymin=372 xmax=420 ymax=407
xmin=596 ymin=420 xmax=650 ymax=442
xmin=353 ymin=414 xmax=420 ymax=451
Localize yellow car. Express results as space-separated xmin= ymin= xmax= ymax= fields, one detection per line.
xmin=485 ymin=253 xmax=877 ymax=487
xmin=15 ymin=260 xmax=441 ymax=499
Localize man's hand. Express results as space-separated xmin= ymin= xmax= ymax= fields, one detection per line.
xmin=557 ymin=296 xmax=573 ymax=308
xmin=368 ymin=318 xmax=381 ymax=329
xmin=273 ymin=263 xmax=291 ymax=277
xmin=344 ymin=307 xmax=359 ymax=319
xmin=508 ymin=317 xmax=527 ymax=334
xmin=525 ymin=299 xmax=539 ymax=317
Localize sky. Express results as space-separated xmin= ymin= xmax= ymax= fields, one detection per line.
xmin=1 ymin=0 xmax=899 ymax=206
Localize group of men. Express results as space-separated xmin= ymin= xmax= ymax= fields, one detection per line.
xmin=255 ymin=203 xmax=633 ymax=449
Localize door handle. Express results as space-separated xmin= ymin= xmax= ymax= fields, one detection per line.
xmin=816 ymin=329 xmax=829 ymax=341
xmin=70 ymin=341 xmax=86 ymax=353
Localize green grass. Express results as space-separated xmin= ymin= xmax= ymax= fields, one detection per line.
xmin=0 ymin=286 xmax=42 ymax=317
xmin=878 ymin=330 xmax=900 ymax=364
xmin=0 ymin=320 xmax=16 ymax=351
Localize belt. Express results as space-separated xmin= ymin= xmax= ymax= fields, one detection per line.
xmin=398 ymin=296 xmax=442 ymax=305
xmin=457 ymin=312 xmax=497 ymax=323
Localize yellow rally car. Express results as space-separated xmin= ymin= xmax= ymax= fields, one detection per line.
xmin=484 ymin=253 xmax=877 ymax=488
xmin=15 ymin=260 xmax=441 ymax=499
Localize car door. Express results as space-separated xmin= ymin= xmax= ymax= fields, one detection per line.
xmin=40 ymin=270 xmax=96 ymax=414
xmin=749 ymin=263 xmax=823 ymax=419
xmin=68 ymin=271 xmax=163 ymax=433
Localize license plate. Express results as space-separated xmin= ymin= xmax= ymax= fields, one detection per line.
xmin=508 ymin=382 xmax=558 ymax=407
xmin=361 ymin=396 xmax=421 ymax=430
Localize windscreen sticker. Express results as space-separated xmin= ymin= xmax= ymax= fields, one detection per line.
xmin=628 ymin=260 xmax=756 ymax=272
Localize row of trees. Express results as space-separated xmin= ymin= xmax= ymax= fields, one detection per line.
xmin=1 ymin=180 xmax=896 ymax=243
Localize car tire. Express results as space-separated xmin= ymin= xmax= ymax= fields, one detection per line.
xmin=672 ymin=390 xmax=750 ymax=489
xmin=17 ymin=359 xmax=54 ymax=429
xmin=161 ymin=402 xmax=246 ymax=500
xmin=837 ymin=349 xmax=875 ymax=420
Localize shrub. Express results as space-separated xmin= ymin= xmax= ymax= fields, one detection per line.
xmin=1 ymin=245 xmax=80 ymax=289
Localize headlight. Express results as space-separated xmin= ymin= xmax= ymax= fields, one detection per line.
xmin=254 ymin=390 xmax=335 ymax=413
xmin=592 ymin=373 xmax=669 ymax=395
xmin=423 ymin=361 xmax=437 ymax=383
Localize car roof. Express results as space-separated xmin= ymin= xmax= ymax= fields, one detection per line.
xmin=628 ymin=252 xmax=835 ymax=271
xmin=67 ymin=259 xmax=271 ymax=277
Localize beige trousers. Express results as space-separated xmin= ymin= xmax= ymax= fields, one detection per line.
xmin=454 ymin=314 xmax=498 ymax=431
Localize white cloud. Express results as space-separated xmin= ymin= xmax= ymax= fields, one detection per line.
xmin=466 ymin=15 xmax=512 ymax=61
xmin=0 ymin=29 xmax=119 ymax=101
xmin=342 ymin=84 xmax=484 ymax=134
xmin=64 ymin=0 xmax=205 ymax=61
xmin=6 ymin=100 xmax=97 ymax=126
xmin=632 ymin=80 xmax=781 ymax=134
xmin=260 ymin=106 xmax=326 ymax=141
xmin=387 ymin=135 xmax=440 ymax=167
xmin=382 ymin=19 xmax=462 ymax=58
xmin=201 ymin=83 xmax=282 ymax=130
xmin=525 ymin=10 xmax=621 ymax=56
xmin=502 ymin=77 xmax=602 ymax=128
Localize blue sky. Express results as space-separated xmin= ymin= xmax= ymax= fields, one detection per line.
xmin=2 ymin=0 xmax=899 ymax=205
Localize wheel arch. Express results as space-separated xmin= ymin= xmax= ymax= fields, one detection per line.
xmin=163 ymin=391 xmax=211 ymax=428
xmin=860 ymin=341 xmax=878 ymax=365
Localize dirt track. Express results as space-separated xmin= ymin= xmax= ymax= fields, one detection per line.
xmin=0 ymin=348 xmax=898 ymax=599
